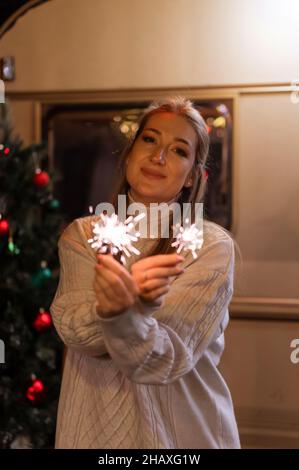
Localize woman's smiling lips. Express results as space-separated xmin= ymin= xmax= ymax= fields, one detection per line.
xmin=141 ymin=167 xmax=166 ymax=179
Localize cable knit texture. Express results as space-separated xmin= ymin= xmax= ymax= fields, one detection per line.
xmin=50 ymin=215 xmax=240 ymax=449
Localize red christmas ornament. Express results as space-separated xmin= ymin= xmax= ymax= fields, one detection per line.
xmin=0 ymin=219 xmax=9 ymax=236
xmin=0 ymin=144 xmax=10 ymax=156
xmin=33 ymin=169 xmax=50 ymax=187
xmin=26 ymin=379 xmax=45 ymax=402
xmin=204 ymin=169 xmax=209 ymax=181
xmin=33 ymin=310 xmax=52 ymax=332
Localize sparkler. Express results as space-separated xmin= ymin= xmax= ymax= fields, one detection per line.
xmin=89 ymin=211 xmax=148 ymax=314
xmin=88 ymin=212 xmax=145 ymax=265
xmin=171 ymin=218 xmax=203 ymax=259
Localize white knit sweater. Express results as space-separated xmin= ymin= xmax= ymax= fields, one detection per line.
xmin=50 ymin=214 xmax=240 ymax=449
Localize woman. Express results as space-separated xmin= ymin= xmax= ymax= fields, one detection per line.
xmin=50 ymin=96 xmax=240 ymax=449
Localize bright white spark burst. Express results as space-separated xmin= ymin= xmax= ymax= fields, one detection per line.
xmin=88 ymin=212 xmax=145 ymax=264
xmin=171 ymin=218 xmax=203 ymax=259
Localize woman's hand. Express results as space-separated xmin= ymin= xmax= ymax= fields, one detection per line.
xmin=94 ymin=254 xmax=140 ymax=318
xmin=130 ymin=254 xmax=184 ymax=304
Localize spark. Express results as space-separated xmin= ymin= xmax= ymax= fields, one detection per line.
xmin=171 ymin=218 xmax=203 ymax=259
xmin=88 ymin=212 xmax=145 ymax=264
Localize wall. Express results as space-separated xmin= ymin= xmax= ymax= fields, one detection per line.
xmin=1 ymin=0 xmax=299 ymax=447
xmin=235 ymin=93 xmax=299 ymax=298
xmin=1 ymin=0 xmax=299 ymax=91
xmin=220 ymin=319 xmax=299 ymax=448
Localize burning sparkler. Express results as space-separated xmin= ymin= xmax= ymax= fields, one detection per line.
xmin=88 ymin=212 xmax=145 ymax=264
xmin=171 ymin=218 xmax=203 ymax=259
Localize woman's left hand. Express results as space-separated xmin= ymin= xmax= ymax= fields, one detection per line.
xmin=94 ymin=254 xmax=140 ymax=318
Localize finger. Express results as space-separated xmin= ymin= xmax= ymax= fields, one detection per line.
xmin=97 ymin=255 xmax=140 ymax=296
xmin=144 ymin=265 xmax=185 ymax=281
xmin=140 ymin=277 xmax=169 ymax=293
xmin=138 ymin=254 xmax=184 ymax=270
xmin=94 ymin=276 xmax=133 ymax=313
xmin=95 ymin=264 xmax=128 ymax=297
xmin=94 ymin=271 xmax=120 ymax=303
xmin=93 ymin=278 xmax=113 ymax=312
xmin=94 ymin=270 xmax=112 ymax=294
xmin=94 ymin=265 xmax=131 ymax=304
xmin=95 ymin=264 xmax=135 ymax=304
xmin=141 ymin=285 xmax=170 ymax=301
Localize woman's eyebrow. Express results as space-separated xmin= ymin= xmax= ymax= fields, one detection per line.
xmin=143 ymin=127 xmax=192 ymax=147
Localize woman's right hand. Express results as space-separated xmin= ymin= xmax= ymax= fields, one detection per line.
xmin=130 ymin=254 xmax=185 ymax=304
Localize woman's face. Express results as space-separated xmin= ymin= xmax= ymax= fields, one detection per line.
xmin=126 ymin=112 xmax=197 ymax=205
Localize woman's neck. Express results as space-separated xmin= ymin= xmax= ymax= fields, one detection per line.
xmin=127 ymin=188 xmax=179 ymax=207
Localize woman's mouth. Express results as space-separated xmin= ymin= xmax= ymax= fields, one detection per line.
xmin=141 ymin=168 xmax=166 ymax=180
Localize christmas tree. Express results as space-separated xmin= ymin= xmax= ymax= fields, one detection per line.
xmin=0 ymin=102 xmax=64 ymax=449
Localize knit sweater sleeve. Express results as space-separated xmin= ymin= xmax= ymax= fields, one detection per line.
xmin=98 ymin=227 xmax=235 ymax=384
xmin=50 ymin=216 xmax=109 ymax=357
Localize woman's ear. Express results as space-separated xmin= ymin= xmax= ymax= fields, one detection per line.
xmin=183 ymin=171 xmax=193 ymax=188
xmin=184 ymin=179 xmax=193 ymax=188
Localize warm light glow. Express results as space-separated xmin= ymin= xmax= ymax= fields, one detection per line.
xmin=120 ymin=123 xmax=130 ymax=134
xmin=213 ymin=116 xmax=226 ymax=128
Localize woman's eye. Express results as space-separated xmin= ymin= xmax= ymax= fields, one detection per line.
xmin=173 ymin=147 xmax=188 ymax=157
xmin=142 ymin=135 xmax=155 ymax=143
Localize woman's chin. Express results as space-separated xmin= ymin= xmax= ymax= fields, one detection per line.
xmin=130 ymin=190 xmax=163 ymax=204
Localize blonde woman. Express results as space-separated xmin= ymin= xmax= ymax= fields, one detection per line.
xmin=50 ymin=97 xmax=240 ymax=449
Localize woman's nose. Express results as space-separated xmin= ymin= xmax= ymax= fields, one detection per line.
xmin=151 ymin=147 xmax=166 ymax=164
